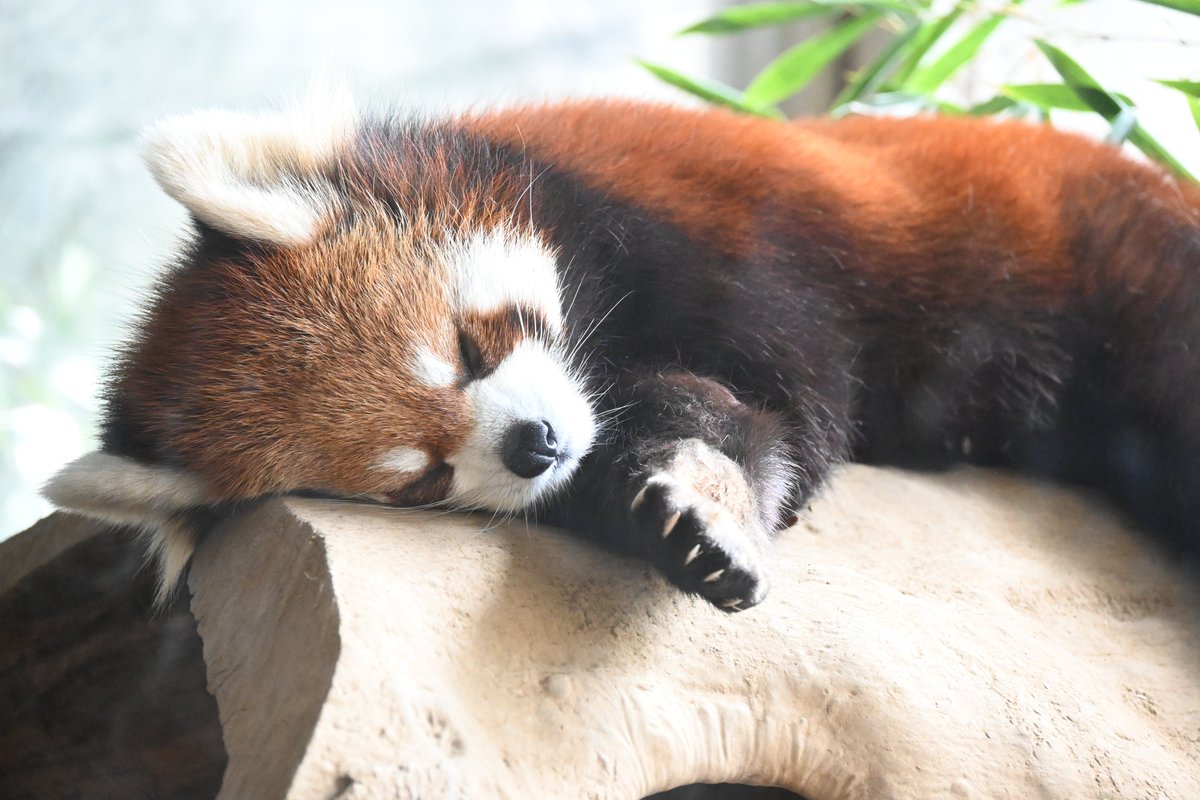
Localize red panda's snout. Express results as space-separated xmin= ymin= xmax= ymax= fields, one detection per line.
xmin=442 ymin=337 xmax=595 ymax=511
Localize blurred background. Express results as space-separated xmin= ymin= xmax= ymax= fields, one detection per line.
xmin=2 ymin=0 xmax=1198 ymax=538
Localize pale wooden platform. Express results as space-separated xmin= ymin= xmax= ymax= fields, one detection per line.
xmin=3 ymin=466 xmax=1199 ymax=799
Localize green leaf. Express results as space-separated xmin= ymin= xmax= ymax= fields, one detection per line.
xmin=1188 ymin=96 xmax=1200 ymax=131
xmin=1135 ymin=0 xmax=1200 ymax=15
xmin=831 ymin=21 xmax=923 ymax=108
xmin=743 ymin=12 xmax=884 ymax=107
xmin=680 ymin=2 xmax=836 ymax=34
xmin=1002 ymin=83 xmax=1133 ymax=111
xmin=1156 ymin=79 xmax=1200 ymax=98
xmin=636 ymin=60 xmax=785 ymax=119
xmin=892 ymin=7 xmax=964 ymax=85
xmin=906 ymin=8 xmax=1013 ymax=94
xmin=968 ymin=95 xmax=1018 ymax=115
xmin=679 ymin=0 xmax=919 ymax=34
xmin=1035 ymin=41 xmax=1195 ymax=179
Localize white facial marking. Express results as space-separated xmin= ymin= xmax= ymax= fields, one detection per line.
xmin=446 ymin=339 xmax=595 ymax=511
xmin=375 ymin=446 xmax=430 ymax=475
xmin=410 ymin=346 xmax=458 ymax=388
xmin=447 ymin=230 xmax=564 ymax=331
xmin=140 ymin=79 xmax=355 ymax=246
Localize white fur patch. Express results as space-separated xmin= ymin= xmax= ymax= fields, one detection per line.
xmin=447 ymin=231 xmax=564 ymax=331
xmin=374 ymin=446 xmax=430 ymax=475
xmin=43 ymin=451 xmax=209 ymax=517
xmin=446 ymin=339 xmax=594 ymax=511
xmin=410 ymin=346 xmax=458 ymax=389
xmin=141 ymin=80 xmax=355 ymax=246
xmin=42 ymin=451 xmax=211 ymax=604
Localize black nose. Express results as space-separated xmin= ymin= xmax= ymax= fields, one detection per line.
xmin=501 ymin=420 xmax=559 ymax=478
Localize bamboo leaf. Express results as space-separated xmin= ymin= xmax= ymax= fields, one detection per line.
xmin=832 ymin=21 xmax=923 ymax=108
xmin=1035 ymin=41 xmax=1195 ymax=179
xmin=1156 ymin=79 xmax=1200 ymax=98
xmin=1003 ymin=83 xmax=1132 ymax=111
xmin=680 ymin=0 xmax=920 ymax=34
xmin=906 ymin=9 xmax=1013 ymax=94
xmin=743 ymin=12 xmax=884 ymax=107
xmin=680 ymin=2 xmax=837 ymax=34
xmin=892 ymin=7 xmax=963 ymax=84
xmin=1136 ymin=0 xmax=1200 ymax=15
xmin=636 ymin=60 xmax=785 ymax=119
xmin=1035 ymin=42 xmax=1130 ymax=117
xmin=968 ymin=95 xmax=1018 ymax=115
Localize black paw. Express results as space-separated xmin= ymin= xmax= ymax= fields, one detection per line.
xmin=629 ymin=474 xmax=769 ymax=612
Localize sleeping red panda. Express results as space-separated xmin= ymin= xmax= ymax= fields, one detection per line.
xmin=43 ymin=88 xmax=1200 ymax=611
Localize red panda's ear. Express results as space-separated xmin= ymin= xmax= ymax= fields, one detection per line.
xmin=42 ymin=452 xmax=213 ymax=606
xmin=140 ymin=80 xmax=356 ymax=247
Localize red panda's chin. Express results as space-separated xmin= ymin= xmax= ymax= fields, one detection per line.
xmin=445 ymin=448 xmax=584 ymax=513
xmin=380 ymin=463 xmax=455 ymax=508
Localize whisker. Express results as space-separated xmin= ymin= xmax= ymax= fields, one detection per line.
xmin=566 ymin=290 xmax=633 ymax=366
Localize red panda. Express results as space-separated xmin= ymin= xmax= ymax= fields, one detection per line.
xmin=43 ymin=87 xmax=1200 ymax=611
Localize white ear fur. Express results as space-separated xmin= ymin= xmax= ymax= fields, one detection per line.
xmin=42 ymin=451 xmax=213 ymax=605
xmin=140 ymin=81 xmax=356 ymax=246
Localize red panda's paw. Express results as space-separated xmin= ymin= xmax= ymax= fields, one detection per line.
xmin=629 ymin=441 xmax=770 ymax=612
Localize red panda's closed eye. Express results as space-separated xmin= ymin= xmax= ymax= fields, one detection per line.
xmin=457 ymin=329 xmax=487 ymax=381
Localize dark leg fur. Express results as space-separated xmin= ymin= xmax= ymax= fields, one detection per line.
xmin=543 ymin=371 xmax=797 ymax=611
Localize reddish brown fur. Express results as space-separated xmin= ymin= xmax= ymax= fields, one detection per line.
xmin=112 ymin=99 xmax=1200 ymax=523
xmin=466 ymin=101 xmax=1200 ymax=308
xmin=118 ymin=209 xmax=471 ymax=501
xmin=113 ymin=125 xmax=564 ymax=504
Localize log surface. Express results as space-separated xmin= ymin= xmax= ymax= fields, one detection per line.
xmin=190 ymin=466 xmax=1200 ymax=799
xmin=3 ymin=465 xmax=1199 ymax=799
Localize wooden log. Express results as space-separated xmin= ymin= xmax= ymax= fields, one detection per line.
xmin=4 ymin=465 xmax=1200 ymax=798
xmin=0 ymin=517 xmax=225 ymax=799
xmin=189 ymin=466 xmax=1200 ymax=798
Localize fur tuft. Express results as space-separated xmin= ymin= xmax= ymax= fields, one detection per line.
xmin=140 ymin=79 xmax=355 ymax=246
xmin=42 ymin=451 xmax=211 ymax=604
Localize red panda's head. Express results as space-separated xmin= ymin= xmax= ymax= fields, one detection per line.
xmin=43 ymin=87 xmax=597 ymax=597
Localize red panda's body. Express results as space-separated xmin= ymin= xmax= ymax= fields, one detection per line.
xmin=46 ymin=96 xmax=1200 ymax=609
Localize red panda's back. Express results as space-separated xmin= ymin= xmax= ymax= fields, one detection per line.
xmin=466 ymin=101 xmax=1198 ymax=309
